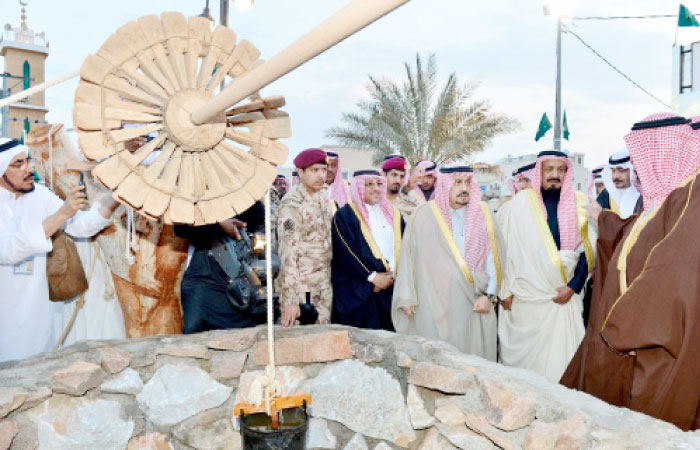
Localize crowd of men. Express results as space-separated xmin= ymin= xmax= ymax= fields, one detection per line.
xmin=2 ymin=110 xmax=699 ymax=431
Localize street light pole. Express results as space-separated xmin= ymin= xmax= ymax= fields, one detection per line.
xmin=553 ymin=17 xmax=563 ymax=151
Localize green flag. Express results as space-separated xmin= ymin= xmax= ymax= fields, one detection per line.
xmin=535 ymin=112 xmax=552 ymax=142
xmin=679 ymin=4 xmax=699 ymax=27
xmin=563 ymin=110 xmax=570 ymax=140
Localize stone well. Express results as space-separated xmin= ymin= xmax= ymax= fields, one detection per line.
xmin=0 ymin=325 xmax=698 ymax=449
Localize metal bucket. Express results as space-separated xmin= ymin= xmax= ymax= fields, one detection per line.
xmin=239 ymin=405 xmax=308 ymax=450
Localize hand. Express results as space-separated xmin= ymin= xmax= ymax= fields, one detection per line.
xmin=501 ymin=295 xmax=514 ymax=311
xmin=401 ymin=305 xmax=416 ymax=319
xmin=473 ymin=295 xmax=492 ymax=314
xmin=372 ymin=272 xmax=394 ymax=292
xmin=58 ymin=185 xmax=88 ymax=220
xmin=553 ymin=286 xmax=575 ymax=305
xmin=281 ymin=304 xmax=300 ymax=328
xmin=584 ymin=201 xmax=603 ymax=225
xmin=219 ymin=218 xmax=246 ymax=240
xmin=406 ymin=167 xmax=424 ymax=191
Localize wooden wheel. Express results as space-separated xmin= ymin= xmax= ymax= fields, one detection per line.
xmin=73 ymin=12 xmax=290 ymax=224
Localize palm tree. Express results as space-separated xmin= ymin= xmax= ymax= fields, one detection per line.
xmin=326 ymin=53 xmax=519 ymax=166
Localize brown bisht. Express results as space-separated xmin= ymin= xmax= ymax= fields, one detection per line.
xmin=561 ymin=171 xmax=700 ymax=432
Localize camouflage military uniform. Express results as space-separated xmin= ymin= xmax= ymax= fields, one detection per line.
xmin=391 ymin=192 xmax=420 ymax=220
xmin=275 ymin=184 xmax=334 ymax=324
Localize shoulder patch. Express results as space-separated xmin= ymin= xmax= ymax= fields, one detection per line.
xmin=283 ymin=218 xmax=296 ymax=234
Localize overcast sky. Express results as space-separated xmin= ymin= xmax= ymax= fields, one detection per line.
xmin=5 ymin=0 xmax=700 ymax=168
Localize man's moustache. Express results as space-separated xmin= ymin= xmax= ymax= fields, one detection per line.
xmin=547 ymin=178 xmax=561 ymax=183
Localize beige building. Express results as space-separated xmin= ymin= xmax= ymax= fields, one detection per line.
xmin=1 ymin=3 xmax=49 ymax=141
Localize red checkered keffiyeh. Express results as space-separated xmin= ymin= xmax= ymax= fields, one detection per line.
xmin=531 ymin=153 xmax=581 ymax=251
xmin=350 ymin=172 xmax=395 ymax=226
xmin=624 ymin=112 xmax=700 ymax=209
xmin=413 ymin=160 xmax=437 ymax=201
xmin=509 ymin=165 xmax=536 ymax=195
xmin=434 ymin=166 xmax=490 ymax=273
xmin=328 ymin=154 xmax=350 ymax=207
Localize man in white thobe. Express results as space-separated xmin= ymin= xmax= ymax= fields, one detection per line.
xmin=0 ymin=138 xmax=118 ymax=362
xmin=392 ymin=165 xmax=504 ymax=359
xmin=498 ymin=150 xmax=596 ymax=381
xmin=598 ymin=148 xmax=642 ymax=219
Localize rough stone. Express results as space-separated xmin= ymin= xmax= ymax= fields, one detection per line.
xmin=351 ymin=343 xmax=384 ymax=363
xmin=0 ymin=420 xmax=18 ymax=450
xmin=127 ymin=432 xmax=173 ymax=450
xmin=300 ymin=359 xmax=415 ymax=447
xmin=98 ymin=346 xmax=132 ymax=374
xmin=253 ymin=331 xmax=351 ymax=365
xmin=25 ymin=387 xmax=52 ymax=407
xmin=418 ymin=427 xmax=457 ymax=450
xmin=234 ymin=366 xmax=305 ymax=406
xmin=206 ymin=328 xmax=258 ymax=351
xmin=406 ymin=385 xmax=434 ymax=430
xmin=51 ymin=361 xmax=105 ymax=396
xmin=436 ymin=424 xmax=494 ymax=450
xmin=101 ymin=368 xmax=144 ymax=395
xmin=434 ymin=403 xmax=467 ymax=425
xmin=156 ymin=344 xmax=210 ymax=359
xmin=465 ymin=413 xmax=515 ymax=450
xmin=343 ymin=433 xmax=369 ymax=450
xmin=373 ymin=443 xmax=393 ymax=450
xmin=130 ymin=354 xmax=156 ymax=368
xmin=0 ymin=387 xmax=26 ymax=418
xmin=137 ymin=364 xmax=233 ymax=427
xmin=522 ymin=414 xmax=588 ymax=450
xmin=210 ymin=352 xmax=247 ymax=380
xmin=396 ymin=351 xmax=413 ymax=368
xmin=480 ymin=378 xmax=536 ymax=431
xmin=307 ymin=418 xmax=337 ymax=449
xmin=175 ymin=417 xmax=238 ymax=450
xmin=408 ymin=362 xmax=473 ymax=394
xmin=31 ymin=394 xmax=134 ymax=449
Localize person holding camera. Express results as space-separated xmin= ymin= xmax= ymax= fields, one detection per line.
xmin=175 ymin=202 xmax=264 ymax=334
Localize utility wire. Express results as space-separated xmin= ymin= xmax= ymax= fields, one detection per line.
xmin=571 ymin=14 xmax=687 ymax=21
xmin=564 ymin=26 xmax=672 ymax=109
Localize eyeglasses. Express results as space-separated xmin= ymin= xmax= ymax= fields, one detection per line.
xmin=8 ymin=157 xmax=33 ymax=170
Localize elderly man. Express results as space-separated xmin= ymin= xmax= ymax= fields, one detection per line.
xmin=597 ymin=149 xmax=642 ymax=218
xmin=562 ymin=113 xmax=700 ymax=431
xmin=273 ymin=174 xmax=289 ymax=198
xmin=392 ymin=166 xmax=503 ymax=359
xmin=381 ymin=156 xmax=419 ymax=220
xmin=498 ymin=150 xmax=595 ymax=381
xmin=331 ymin=170 xmax=404 ymax=331
xmin=325 ymin=151 xmax=350 ymax=211
xmin=0 ymin=138 xmax=119 ymax=362
xmin=276 ymin=148 xmax=334 ymax=328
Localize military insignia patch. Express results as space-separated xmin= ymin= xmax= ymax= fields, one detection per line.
xmin=283 ymin=219 xmax=295 ymax=233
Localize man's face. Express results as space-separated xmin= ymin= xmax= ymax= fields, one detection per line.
xmin=325 ymin=158 xmax=338 ymax=184
xmin=449 ymin=174 xmax=471 ymax=209
xmin=518 ymin=176 xmax=532 ymax=191
xmin=541 ymin=159 xmax=567 ymax=191
xmin=363 ymin=177 xmax=383 ymax=205
xmin=421 ymin=172 xmax=436 ymax=190
xmin=612 ymin=167 xmax=631 ymax=189
xmin=299 ymin=164 xmax=327 ymax=192
xmin=595 ymin=181 xmax=605 ymax=196
xmin=1 ymin=153 xmax=35 ymax=194
xmin=383 ymin=169 xmax=405 ymax=194
xmin=273 ymin=177 xmax=288 ymax=196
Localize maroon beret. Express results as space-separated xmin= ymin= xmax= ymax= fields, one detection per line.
xmin=293 ymin=148 xmax=327 ymax=169
xmin=382 ymin=156 xmax=408 ymax=172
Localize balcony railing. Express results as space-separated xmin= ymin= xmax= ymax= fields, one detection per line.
xmin=0 ymin=28 xmax=47 ymax=48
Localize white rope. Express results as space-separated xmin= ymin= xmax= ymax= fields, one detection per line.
xmin=125 ymin=207 xmax=136 ymax=266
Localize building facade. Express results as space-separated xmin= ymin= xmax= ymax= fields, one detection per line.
xmin=1 ymin=3 xmax=49 ymax=140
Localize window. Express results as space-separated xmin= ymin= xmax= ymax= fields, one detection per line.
xmin=23 ymin=60 xmax=30 ymax=90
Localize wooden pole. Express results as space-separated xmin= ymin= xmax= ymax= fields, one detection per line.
xmin=0 ymin=70 xmax=79 ymax=109
xmin=190 ymin=0 xmax=410 ymax=125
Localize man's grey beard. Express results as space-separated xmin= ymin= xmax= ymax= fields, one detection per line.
xmin=2 ymin=174 xmax=35 ymax=193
